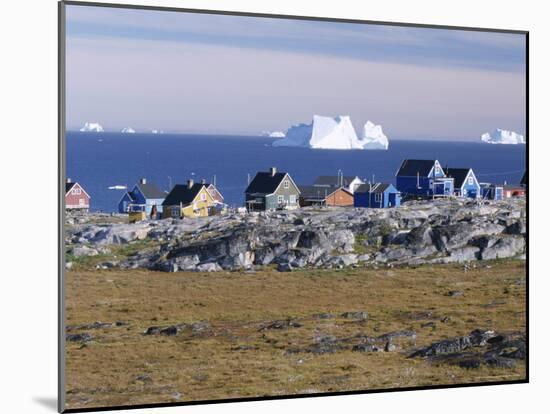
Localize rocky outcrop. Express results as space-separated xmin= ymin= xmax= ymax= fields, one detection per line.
xmin=65 ymin=198 xmax=526 ymax=272
xmin=409 ymin=330 xmax=525 ymax=369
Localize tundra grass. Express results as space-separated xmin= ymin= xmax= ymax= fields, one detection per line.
xmin=65 ymin=260 xmax=526 ymax=409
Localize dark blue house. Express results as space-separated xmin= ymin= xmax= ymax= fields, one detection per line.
xmin=445 ymin=168 xmax=481 ymax=198
xmin=118 ymin=178 xmax=165 ymax=217
xmin=395 ymin=159 xmax=454 ymax=198
xmin=354 ymin=183 xmax=401 ymax=208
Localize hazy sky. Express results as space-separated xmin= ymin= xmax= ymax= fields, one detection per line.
xmin=65 ymin=5 xmax=526 ymax=140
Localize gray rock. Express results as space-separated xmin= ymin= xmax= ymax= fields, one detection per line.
xmin=66 ymin=333 xmax=93 ymax=343
xmin=196 ymin=262 xmax=223 ymax=272
xmin=259 ymin=319 xmax=302 ymax=331
xmin=352 ymin=344 xmax=381 ymax=352
xmin=341 ymin=311 xmax=369 ymax=320
xmin=277 ymin=262 xmax=293 ymax=272
xmin=72 ymin=245 xmax=99 ymax=257
xmin=481 ymin=237 xmax=525 ymax=260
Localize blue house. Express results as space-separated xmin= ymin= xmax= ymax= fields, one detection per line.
xmin=480 ymin=183 xmax=504 ymax=201
xmin=395 ymin=159 xmax=454 ymax=198
xmin=354 ymin=183 xmax=401 ymax=208
xmin=118 ymin=178 xmax=165 ymax=217
xmin=445 ymin=168 xmax=481 ymax=198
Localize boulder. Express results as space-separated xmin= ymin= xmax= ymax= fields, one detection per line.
xmin=72 ymin=245 xmax=99 ymax=257
xmin=196 ymin=262 xmax=223 ymax=272
xmin=481 ymin=237 xmax=525 ymax=260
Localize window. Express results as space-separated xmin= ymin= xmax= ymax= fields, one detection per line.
xmin=468 ymin=176 xmax=474 ymax=185
xmin=283 ymin=180 xmax=289 ymax=189
xmin=72 ymin=188 xmax=81 ymax=195
xmin=79 ymin=198 xmax=85 ymax=206
xmin=278 ymin=195 xmax=284 ymax=204
xmin=375 ymin=193 xmax=382 ymax=202
xmin=289 ymin=195 xmax=296 ymax=204
xmin=171 ymin=208 xmax=180 ymax=217
xmin=200 ymin=192 xmax=206 ymax=201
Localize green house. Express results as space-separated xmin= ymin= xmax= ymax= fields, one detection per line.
xmin=245 ymin=167 xmax=301 ymax=211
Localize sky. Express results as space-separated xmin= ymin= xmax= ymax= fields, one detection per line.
xmin=65 ymin=5 xmax=527 ymax=141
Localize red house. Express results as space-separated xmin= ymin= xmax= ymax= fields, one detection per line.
xmin=65 ymin=178 xmax=91 ymax=210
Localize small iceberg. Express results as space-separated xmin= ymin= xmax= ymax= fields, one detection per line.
xmin=261 ymin=131 xmax=286 ymax=138
xmin=108 ymin=185 xmax=127 ymax=190
xmin=481 ymin=129 xmax=525 ymax=144
xmin=80 ymin=122 xmax=104 ymax=132
xmin=121 ymin=127 xmax=136 ymax=133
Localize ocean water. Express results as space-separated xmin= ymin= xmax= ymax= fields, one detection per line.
xmin=66 ymin=132 xmax=526 ymax=212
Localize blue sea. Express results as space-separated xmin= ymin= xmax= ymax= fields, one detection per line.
xmin=66 ymin=132 xmax=526 ymax=212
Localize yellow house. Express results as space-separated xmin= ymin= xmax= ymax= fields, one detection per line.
xmin=162 ymin=180 xmax=216 ymax=218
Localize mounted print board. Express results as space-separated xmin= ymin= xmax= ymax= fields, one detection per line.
xmin=59 ymin=1 xmax=528 ymax=412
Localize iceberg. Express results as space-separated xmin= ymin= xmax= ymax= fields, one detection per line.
xmin=261 ymin=131 xmax=286 ymax=138
xmin=481 ymin=129 xmax=525 ymax=144
xmin=80 ymin=122 xmax=104 ymax=132
xmin=273 ymin=115 xmax=389 ymax=150
xmin=360 ymin=120 xmax=389 ymax=150
xmin=151 ymin=129 xmax=164 ymax=134
xmin=121 ymin=127 xmax=136 ymax=133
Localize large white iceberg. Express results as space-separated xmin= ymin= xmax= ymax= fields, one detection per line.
xmin=121 ymin=127 xmax=136 ymax=133
xmin=481 ymin=129 xmax=525 ymax=144
xmin=273 ymin=115 xmax=388 ymax=150
xmin=80 ymin=122 xmax=104 ymax=132
xmin=360 ymin=120 xmax=389 ymax=150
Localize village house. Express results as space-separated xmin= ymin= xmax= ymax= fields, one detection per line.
xmin=65 ymin=178 xmax=90 ymax=211
xmin=445 ymin=168 xmax=481 ymax=198
xmin=503 ymin=185 xmax=526 ymax=198
xmin=299 ymin=185 xmax=354 ymax=207
xmin=118 ymin=178 xmax=165 ymax=218
xmin=313 ymin=175 xmax=365 ymax=194
xmin=245 ymin=167 xmax=300 ymax=211
xmin=395 ymin=159 xmax=454 ymax=199
xmin=354 ymin=182 xmax=401 ymax=208
xmin=206 ymin=183 xmax=224 ymax=205
xmin=162 ymin=179 xmax=217 ymax=218
xmin=480 ymin=183 xmax=504 ymax=201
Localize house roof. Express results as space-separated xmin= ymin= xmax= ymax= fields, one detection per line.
xmin=162 ymin=183 xmax=206 ymax=206
xmin=299 ymin=185 xmax=349 ymax=200
xmin=444 ymin=168 xmax=470 ymax=186
xmin=396 ymin=159 xmax=437 ymax=176
xmin=245 ymin=171 xmax=288 ymax=194
xmin=355 ymin=182 xmax=394 ymax=194
xmin=65 ymin=182 xmax=76 ymax=193
xmin=135 ymin=182 xmax=165 ymax=199
xmin=313 ymin=175 xmax=360 ymax=187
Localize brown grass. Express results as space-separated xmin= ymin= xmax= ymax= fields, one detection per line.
xmin=65 ymin=261 xmax=526 ymax=409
